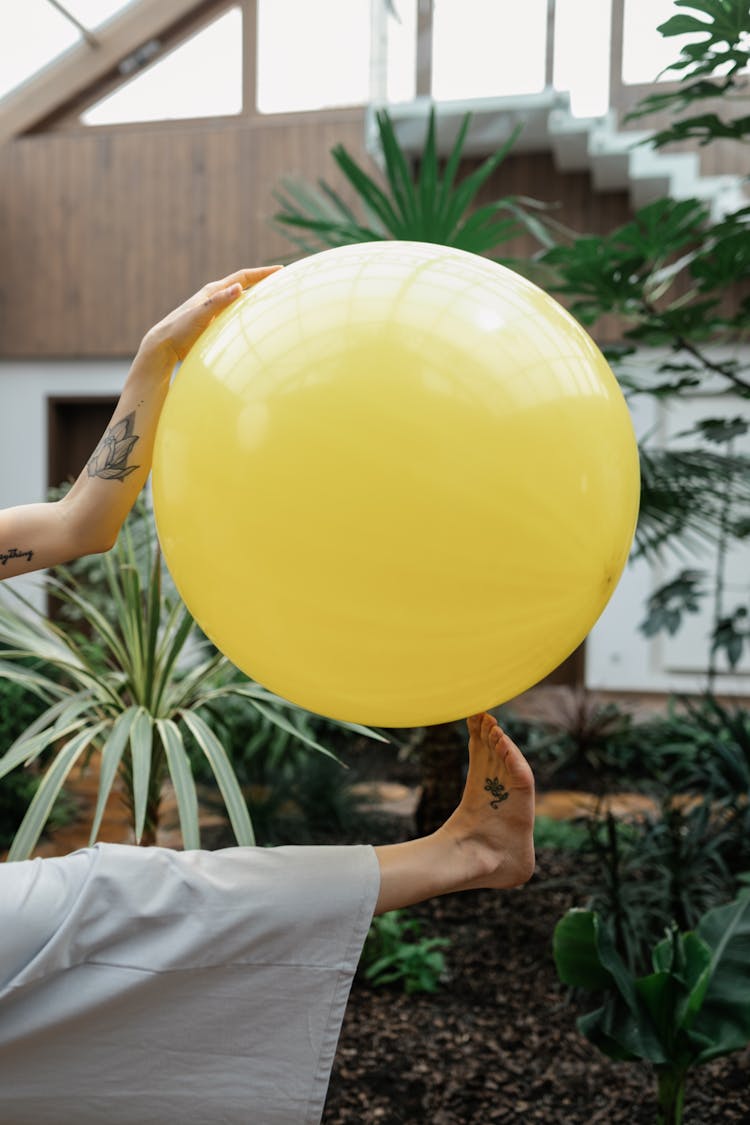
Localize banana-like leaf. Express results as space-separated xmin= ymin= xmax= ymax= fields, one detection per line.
xmin=180 ymin=711 xmax=255 ymax=846
xmin=7 ymin=721 xmax=108 ymax=861
xmin=157 ymin=718 xmax=200 ymax=851
xmin=554 ymin=909 xmax=614 ymax=990
xmin=690 ymin=893 xmax=750 ymax=1063
xmin=88 ymin=706 xmax=140 ymax=845
xmin=129 ymin=707 xmax=154 ymax=845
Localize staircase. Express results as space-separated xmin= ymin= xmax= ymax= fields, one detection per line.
xmin=366 ymin=91 xmax=747 ymax=222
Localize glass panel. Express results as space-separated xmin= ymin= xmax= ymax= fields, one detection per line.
xmin=622 ymin=0 xmax=705 ymax=84
xmin=0 ymin=0 xmax=80 ymax=101
xmin=554 ymin=0 xmax=612 ymax=117
xmin=82 ymin=7 xmax=243 ymax=125
xmin=386 ymin=0 xmax=417 ymax=103
xmin=431 ymin=0 xmax=547 ymax=101
xmin=257 ymin=0 xmax=370 ymax=113
xmin=52 ymin=0 xmax=140 ymax=31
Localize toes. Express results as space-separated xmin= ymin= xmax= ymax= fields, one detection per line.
xmin=481 ymin=714 xmax=502 ymax=751
xmin=466 ymin=714 xmax=483 ymax=740
xmin=500 ymin=735 xmax=535 ymax=789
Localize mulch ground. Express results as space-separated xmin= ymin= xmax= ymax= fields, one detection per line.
xmin=323 ymin=849 xmax=750 ymax=1125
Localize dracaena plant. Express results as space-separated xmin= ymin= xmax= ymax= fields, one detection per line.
xmin=0 ymin=518 xmax=377 ymax=860
xmin=554 ymin=893 xmax=750 ymax=1125
xmin=272 ymin=106 xmax=557 ymax=258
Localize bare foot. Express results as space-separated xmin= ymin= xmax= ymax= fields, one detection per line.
xmin=438 ymin=712 xmax=536 ymax=890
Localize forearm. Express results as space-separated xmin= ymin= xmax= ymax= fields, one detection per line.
xmin=60 ymin=341 xmax=174 ymax=552
xmin=0 ymin=267 xmax=280 ymax=582
xmin=0 ymin=344 xmax=174 ymax=580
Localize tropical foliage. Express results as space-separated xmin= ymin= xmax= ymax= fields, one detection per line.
xmin=554 ymin=893 xmax=750 ymax=1125
xmin=273 ymin=107 xmax=554 ymax=259
xmin=540 ymin=0 xmax=750 ymax=673
xmin=0 ymin=517 xmax=379 ymax=860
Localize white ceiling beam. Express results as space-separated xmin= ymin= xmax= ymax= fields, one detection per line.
xmin=0 ymin=0 xmax=216 ymax=146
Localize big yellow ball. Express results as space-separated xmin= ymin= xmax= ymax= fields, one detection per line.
xmin=152 ymin=242 xmax=639 ymax=727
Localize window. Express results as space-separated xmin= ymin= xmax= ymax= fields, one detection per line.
xmin=256 ymin=0 xmax=371 ymax=114
xmin=431 ymin=0 xmax=547 ymax=101
xmin=553 ymin=0 xmax=611 ymax=117
xmin=0 ymin=0 xmax=138 ymax=103
xmin=82 ymin=7 xmax=243 ymax=125
xmin=622 ymin=0 xmax=706 ymax=85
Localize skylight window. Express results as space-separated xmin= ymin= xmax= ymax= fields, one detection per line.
xmin=82 ymin=7 xmax=243 ymax=126
xmin=256 ymin=0 xmax=371 ymax=114
xmin=0 ymin=0 xmax=80 ymax=101
xmin=0 ymin=0 xmax=140 ymax=103
xmin=431 ymin=0 xmax=547 ymax=101
xmin=622 ymin=0 xmax=707 ymax=84
xmin=50 ymin=0 xmax=140 ymax=31
xmin=554 ymin=0 xmax=611 ymax=117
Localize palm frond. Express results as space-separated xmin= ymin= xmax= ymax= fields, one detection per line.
xmin=129 ymin=707 xmax=154 ymax=845
xmin=636 ymin=445 xmax=750 ymax=559
xmin=157 ymin=718 xmax=200 ymax=851
xmin=88 ymin=706 xmax=140 ymax=845
xmin=270 ymin=108 xmax=549 ymax=259
xmin=8 ymin=721 xmax=108 ymax=861
xmin=180 ymin=711 xmax=255 ymax=846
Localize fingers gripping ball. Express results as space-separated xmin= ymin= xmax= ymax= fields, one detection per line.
xmin=152 ymin=242 xmax=639 ymax=726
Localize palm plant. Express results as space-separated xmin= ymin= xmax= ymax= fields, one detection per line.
xmin=0 ymin=521 xmax=378 ymax=860
xmin=272 ymin=107 xmax=556 ymax=259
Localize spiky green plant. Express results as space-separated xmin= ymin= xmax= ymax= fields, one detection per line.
xmin=272 ymin=107 xmax=556 ymax=258
xmin=0 ymin=523 xmax=379 ymax=860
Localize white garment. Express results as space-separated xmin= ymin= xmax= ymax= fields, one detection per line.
xmin=0 ymin=842 xmax=380 ymax=1125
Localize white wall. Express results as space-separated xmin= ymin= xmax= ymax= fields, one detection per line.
xmin=0 ymin=359 xmax=131 ymax=610
xmin=587 ymin=348 xmax=750 ymax=696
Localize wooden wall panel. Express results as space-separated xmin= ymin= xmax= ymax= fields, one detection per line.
xmin=0 ymin=109 xmax=744 ymax=357
xmin=0 ymin=113 xmax=366 ymax=357
xmin=0 ymin=116 xmax=641 ymax=357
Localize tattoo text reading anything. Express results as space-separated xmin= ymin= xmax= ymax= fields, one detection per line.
xmin=87 ymin=412 xmax=140 ymax=483
xmin=0 ymin=548 xmax=34 ymax=567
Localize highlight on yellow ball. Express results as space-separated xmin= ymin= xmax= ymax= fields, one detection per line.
xmin=152 ymin=241 xmax=640 ymax=727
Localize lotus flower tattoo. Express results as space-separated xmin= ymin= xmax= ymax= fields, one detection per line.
xmin=87 ymin=412 xmax=140 ymax=482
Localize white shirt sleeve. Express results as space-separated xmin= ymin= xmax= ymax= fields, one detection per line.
xmin=0 ymin=842 xmax=381 ymax=1125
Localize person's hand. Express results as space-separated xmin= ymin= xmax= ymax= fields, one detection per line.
xmin=140 ymin=266 xmax=282 ymax=366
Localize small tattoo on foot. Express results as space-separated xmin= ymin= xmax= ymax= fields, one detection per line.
xmin=484 ymin=777 xmax=508 ymax=808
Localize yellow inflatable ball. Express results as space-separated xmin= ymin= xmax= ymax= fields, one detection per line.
xmin=152 ymin=241 xmax=639 ymax=727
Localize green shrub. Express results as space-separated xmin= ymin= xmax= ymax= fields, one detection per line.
xmin=0 ymin=676 xmax=63 ymax=849
xmin=362 ymin=910 xmax=450 ymax=994
xmin=554 ymin=891 xmax=750 ymax=1125
xmin=534 ymin=815 xmax=591 ymax=852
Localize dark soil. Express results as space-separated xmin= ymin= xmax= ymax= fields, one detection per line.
xmin=323 ymin=848 xmax=750 ymax=1125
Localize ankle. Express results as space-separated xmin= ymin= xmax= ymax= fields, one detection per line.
xmin=434 ymin=819 xmax=499 ymax=889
